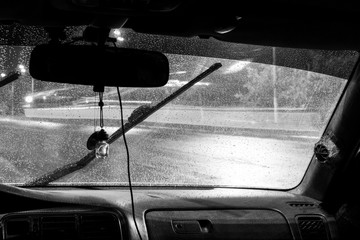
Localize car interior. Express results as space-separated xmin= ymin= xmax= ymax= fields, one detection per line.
xmin=1 ymin=0 xmax=360 ymax=240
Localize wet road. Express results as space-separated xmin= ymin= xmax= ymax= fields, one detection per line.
xmin=0 ymin=117 xmax=316 ymax=189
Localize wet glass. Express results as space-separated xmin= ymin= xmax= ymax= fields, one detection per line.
xmin=0 ymin=39 xmax=358 ymax=189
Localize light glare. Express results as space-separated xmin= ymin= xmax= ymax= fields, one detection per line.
xmin=116 ymin=37 xmax=124 ymax=42
xmin=25 ymin=96 xmax=33 ymax=103
xmin=114 ymin=29 xmax=121 ymax=36
xmin=18 ymin=64 xmax=26 ymax=73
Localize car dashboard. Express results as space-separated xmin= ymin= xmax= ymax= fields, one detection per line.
xmin=0 ymin=185 xmax=337 ymax=240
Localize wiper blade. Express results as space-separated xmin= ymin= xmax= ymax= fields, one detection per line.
xmin=24 ymin=63 xmax=222 ymax=187
xmin=0 ymin=72 xmax=21 ymax=88
xmin=110 ymin=63 xmax=222 ymax=142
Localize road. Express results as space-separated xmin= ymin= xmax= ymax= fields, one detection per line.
xmin=24 ymin=104 xmax=322 ymax=132
xmin=0 ymin=117 xmax=317 ymax=189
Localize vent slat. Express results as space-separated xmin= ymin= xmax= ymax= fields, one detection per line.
xmin=297 ymin=216 xmax=328 ymax=240
xmin=4 ymin=212 xmax=121 ymax=240
xmin=288 ymin=202 xmax=316 ymax=208
xmin=80 ymin=214 xmax=121 ymax=240
xmin=5 ymin=219 xmax=31 ymax=239
xmin=41 ymin=215 xmax=77 ymax=240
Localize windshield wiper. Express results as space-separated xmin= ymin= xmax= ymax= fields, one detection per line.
xmin=0 ymin=72 xmax=21 ymax=88
xmin=24 ymin=63 xmax=222 ymax=187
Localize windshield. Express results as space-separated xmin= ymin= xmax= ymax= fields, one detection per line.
xmin=0 ymin=28 xmax=358 ymax=189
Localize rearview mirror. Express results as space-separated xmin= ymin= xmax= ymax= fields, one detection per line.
xmin=29 ymin=44 xmax=169 ymax=87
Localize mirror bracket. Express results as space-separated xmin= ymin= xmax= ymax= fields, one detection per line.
xmin=93 ymin=84 xmax=105 ymax=93
xmin=83 ymin=26 xmax=111 ymax=46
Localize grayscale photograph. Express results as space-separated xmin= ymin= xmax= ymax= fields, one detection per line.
xmin=0 ymin=1 xmax=359 ymax=240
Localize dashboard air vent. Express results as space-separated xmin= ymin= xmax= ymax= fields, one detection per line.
xmin=4 ymin=218 xmax=31 ymax=240
xmin=2 ymin=211 xmax=122 ymax=240
xmin=297 ymin=216 xmax=328 ymax=240
xmin=41 ymin=216 xmax=77 ymax=240
xmin=80 ymin=214 xmax=121 ymax=240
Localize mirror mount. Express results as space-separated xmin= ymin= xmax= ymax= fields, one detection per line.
xmin=93 ymin=84 xmax=105 ymax=93
xmin=46 ymin=27 xmax=67 ymax=45
xmin=83 ymin=26 xmax=111 ymax=46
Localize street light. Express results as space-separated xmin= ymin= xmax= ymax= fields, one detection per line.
xmin=18 ymin=64 xmax=26 ymax=74
xmin=170 ymin=71 xmax=187 ymax=75
xmin=113 ymin=29 xmax=125 ymax=42
xmin=272 ymin=47 xmax=278 ymax=123
xmin=116 ymin=37 xmax=125 ymax=42
xmin=113 ymin=29 xmax=121 ymax=36
xmin=25 ymin=96 xmax=33 ymax=103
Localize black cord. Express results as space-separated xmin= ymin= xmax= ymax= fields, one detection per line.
xmin=94 ymin=93 xmax=97 ymax=132
xmin=99 ymin=92 xmax=104 ymax=128
xmin=117 ymin=87 xmax=143 ymax=240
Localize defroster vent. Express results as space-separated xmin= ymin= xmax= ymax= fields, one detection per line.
xmin=288 ymin=202 xmax=317 ymax=208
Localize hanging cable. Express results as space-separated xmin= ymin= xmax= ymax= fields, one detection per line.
xmin=99 ymin=91 xmax=104 ymax=129
xmin=117 ymin=87 xmax=143 ymax=240
xmin=94 ymin=92 xmax=97 ymax=132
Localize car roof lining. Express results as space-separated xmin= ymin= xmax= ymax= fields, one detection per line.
xmin=0 ymin=0 xmax=360 ymax=50
xmin=0 ymin=24 xmax=356 ymax=79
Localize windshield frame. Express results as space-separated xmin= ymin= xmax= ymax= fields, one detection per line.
xmin=0 ymin=27 xmax=358 ymax=189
